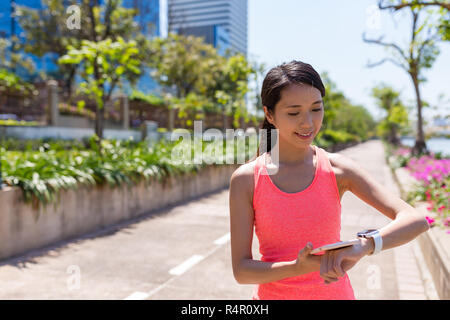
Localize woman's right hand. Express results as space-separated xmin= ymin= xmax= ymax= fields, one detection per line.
xmin=295 ymin=242 xmax=337 ymax=282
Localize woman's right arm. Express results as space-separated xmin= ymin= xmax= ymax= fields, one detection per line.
xmin=228 ymin=164 xmax=326 ymax=285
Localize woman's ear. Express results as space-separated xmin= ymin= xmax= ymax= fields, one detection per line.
xmin=263 ymin=106 xmax=275 ymax=126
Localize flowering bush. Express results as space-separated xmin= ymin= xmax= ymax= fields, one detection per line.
xmin=402 ymin=152 xmax=450 ymax=233
xmin=393 ymin=147 xmax=414 ymax=168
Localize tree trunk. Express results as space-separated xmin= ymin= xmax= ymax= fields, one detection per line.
xmin=411 ymin=75 xmax=428 ymax=156
xmin=223 ymin=108 xmax=228 ymax=132
xmin=389 ymin=124 xmax=400 ymax=146
xmin=95 ymin=102 xmax=105 ymax=140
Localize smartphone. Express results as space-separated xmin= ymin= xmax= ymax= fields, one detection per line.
xmin=310 ymin=239 xmax=360 ymax=254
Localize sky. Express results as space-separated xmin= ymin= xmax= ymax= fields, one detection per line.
xmin=248 ymin=0 xmax=450 ymax=124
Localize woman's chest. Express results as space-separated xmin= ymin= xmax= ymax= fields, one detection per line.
xmin=265 ymin=161 xmax=347 ymax=201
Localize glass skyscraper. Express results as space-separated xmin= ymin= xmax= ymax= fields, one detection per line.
xmin=0 ymin=0 xmax=166 ymax=90
xmin=168 ymin=0 xmax=248 ymax=56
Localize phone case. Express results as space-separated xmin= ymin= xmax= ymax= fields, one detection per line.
xmin=310 ymin=239 xmax=360 ymax=254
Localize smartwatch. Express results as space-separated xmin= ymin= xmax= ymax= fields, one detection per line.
xmin=357 ymin=229 xmax=383 ymax=255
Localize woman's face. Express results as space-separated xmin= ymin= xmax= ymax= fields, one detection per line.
xmin=263 ymin=83 xmax=324 ymax=148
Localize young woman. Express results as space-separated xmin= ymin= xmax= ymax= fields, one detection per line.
xmin=228 ymin=60 xmax=430 ymax=300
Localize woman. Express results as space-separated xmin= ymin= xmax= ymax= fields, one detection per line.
xmin=228 ymin=60 xmax=429 ymax=300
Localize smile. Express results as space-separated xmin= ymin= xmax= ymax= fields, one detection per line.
xmin=295 ymin=131 xmax=313 ymax=139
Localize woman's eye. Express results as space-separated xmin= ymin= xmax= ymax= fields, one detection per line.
xmin=288 ymin=109 xmax=321 ymax=116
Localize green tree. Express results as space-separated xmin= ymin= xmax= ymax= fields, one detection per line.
xmin=316 ymin=73 xmax=376 ymax=144
xmin=364 ymin=0 xmax=446 ymax=155
xmin=58 ymin=37 xmax=142 ymax=140
xmin=320 ymin=72 xmax=347 ymax=131
xmin=0 ymin=38 xmax=36 ymax=97
xmin=15 ymin=0 xmax=147 ymax=96
xmin=209 ymin=53 xmax=255 ymax=130
xmin=371 ymin=84 xmax=410 ymax=145
xmin=378 ymin=0 xmax=450 ymax=40
xmin=148 ymin=33 xmax=220 ymax=130
xmin=331 ymin=104 xmax=377 ymax=141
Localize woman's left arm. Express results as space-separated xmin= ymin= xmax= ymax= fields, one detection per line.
xmin=320 ymin=153 xmax=430 ymax=283
xmin=340 ymin=153 xmax=430 ymax=252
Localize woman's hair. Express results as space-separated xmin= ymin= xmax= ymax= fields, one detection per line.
xmin=254 ymin=60 xmax=326 ymax=158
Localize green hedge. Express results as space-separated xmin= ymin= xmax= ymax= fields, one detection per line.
xmin=0 ymin=119 xmax=39 ymax=126
xmin=2 ymin=136 xmax=257 ymax=207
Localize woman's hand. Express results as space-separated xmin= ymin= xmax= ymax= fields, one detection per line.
xmin=295 ymin=242 xmax=336 ymax=280
xmin=319 ymin=238 xmax=372 ymax=284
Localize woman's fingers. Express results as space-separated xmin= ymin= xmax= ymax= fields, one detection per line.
xmin=320 ymin=252 xmax=338 ymax=284
xmin=326 ymin=251 xmax=339 ymax=283
xmin=333 ymin=256 xmax=345 ymax=277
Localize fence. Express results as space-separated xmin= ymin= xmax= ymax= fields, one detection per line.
xmin=1 ymin=81 xmax=263 ymax=132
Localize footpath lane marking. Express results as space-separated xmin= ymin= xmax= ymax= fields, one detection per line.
xmin=124 ymin=232 xmax=230 ymax=300
xmin=168 ymin=254 xmax=205 ymax=276
xmin=124 ymin=291 xmax=149 ymax=300
xmin=213 ymin=233 xmax=230 ymax=245
xmin=144 ymin=245 xmax=224 ymax=299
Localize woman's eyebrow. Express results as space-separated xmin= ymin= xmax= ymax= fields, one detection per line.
xmin=285 ymin=100 xmax=323 ymax=108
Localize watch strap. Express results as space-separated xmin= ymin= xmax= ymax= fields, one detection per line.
xmin=357 ymin=229 xmax=382 ymax=255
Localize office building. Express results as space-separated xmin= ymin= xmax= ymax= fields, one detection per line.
xmin=0 ymin=0 xmax=166 ymax=89
xmin=168 ymin=0 xmax=248 ymax=56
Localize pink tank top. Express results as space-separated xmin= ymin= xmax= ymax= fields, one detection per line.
xmin=252 ymin=145 xmax=355 ymax=300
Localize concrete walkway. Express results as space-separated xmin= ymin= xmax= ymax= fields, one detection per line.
xmin=0 ymin=140 xmax=437 ymax=299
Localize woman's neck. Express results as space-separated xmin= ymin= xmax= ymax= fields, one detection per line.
xmin=268 ymin=138 xmax=314 ymax=167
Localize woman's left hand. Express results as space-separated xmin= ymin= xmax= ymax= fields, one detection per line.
xmin=319 ymin=238 xmax=372 ymax=284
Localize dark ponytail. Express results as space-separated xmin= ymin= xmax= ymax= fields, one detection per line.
xmin=256 ymin=60 xmax=326 ymax=157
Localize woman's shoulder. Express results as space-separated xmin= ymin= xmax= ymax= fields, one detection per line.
xmin=325 ymin=150 xmax=361 ymax=193
xmin=229 ymin=157 xmax=258 ymax=197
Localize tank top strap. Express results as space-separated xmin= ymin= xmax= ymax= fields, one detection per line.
xmin=315 ymin=145 xmax=332 ymax=174
xmin=315 ymin=145 xmax=341 ymax=202
xmin=253 ymin=152 xmax=265 ymax=191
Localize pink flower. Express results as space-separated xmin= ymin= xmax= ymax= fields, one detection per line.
xmin=425 ymin=216 xmax=435 ymax=225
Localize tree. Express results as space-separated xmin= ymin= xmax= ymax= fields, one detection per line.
xmin=15 ymin=0 xmax=147 ymax=96
xmin=148 ymin=33 xmax=220 ymax=130
xmin=0 ymin=39 xmax=36 ymax=102
xmin=320 ymin=72 xmax=376 ymax=141
xmin=208 ymin=53 xmax=255 ymax=130
xmin=320 ymin=72 xmax=347 ymax=131
xmin=248 ymin=59 xmax=266 ymax=116
xmin=59 ymin=37 xmax=142 ymax=140
xmin=378 ymin=0 xmax=450 ymax=40
xmin=363 ymin=0 xmax=445 ymax=155
xmin=371 ymin=84 xmax=410 ymax=145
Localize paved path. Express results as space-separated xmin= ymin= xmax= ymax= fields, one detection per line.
xmin=0 ymin=140 xmax=437 ymax=299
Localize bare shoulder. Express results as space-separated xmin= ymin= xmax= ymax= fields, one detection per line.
xmin=230 ymin=159 xmax=256 ymax=193
xmin=326 ymin=150 xmax=377 ymax=193
xmin=325 ymin=151 xmax=357 ymax=193
xmin=324 ymin=149 xmax=417 ymax=220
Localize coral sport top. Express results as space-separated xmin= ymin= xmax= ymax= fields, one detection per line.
xmin=252 ymin=145 xmax=355 ymax=300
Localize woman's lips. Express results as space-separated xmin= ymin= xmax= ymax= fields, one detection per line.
xmin=295 ymin=131 xmax=313 ymax=139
